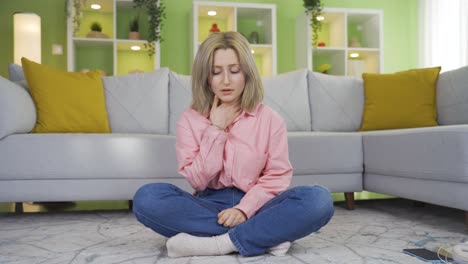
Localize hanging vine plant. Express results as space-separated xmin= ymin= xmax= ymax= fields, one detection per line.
xmin=303 ymin=0 xmax=323 ymax=46
xmin=67 ymin=0 xmax=87 ymax=36
xmin=133 ymin=0 xmax=166 ymax=57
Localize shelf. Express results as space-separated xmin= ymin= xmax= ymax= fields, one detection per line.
xmin=116 ymin=0 xmax=149 ymax=41
xmin=237 ymin=7 xmax=272 ymax=45
xmin=347 ymin=13 xmax=381 ymax=49
xmin=75 ymin=45 xmax=113 ymax=76
xmin=193 ymin=1 xmax=277 ymax=76
xmin=73 ymin=38 xmax=113 ymax=47
xmin=295 ymin=7 xmax=383 ymax=76
xmin=75 ymin=0 xmax=114 ymax=39
xmin=347 ymin=50 xmax=380 ymax=77
xmin=68 ymin=0 xmax=160 ymax=75
xmin=198 ymin=6 xmax=235 ymax=43
xmin=316 ymin=12 xmax=346 ymax=48
xmin=312 ymin=49 xmax=346 ymax=75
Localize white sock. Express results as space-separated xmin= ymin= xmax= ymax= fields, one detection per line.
xmin=267 ymin=241 xmax=291 ymax=256
xmin=166 ymin=233 xmax=237 ymax=258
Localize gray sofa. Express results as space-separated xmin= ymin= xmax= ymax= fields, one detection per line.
xmin=0 ymin=66 xmax=467 ymax=225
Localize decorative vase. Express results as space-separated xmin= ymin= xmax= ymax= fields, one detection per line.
xmin=249 ymin=31 xmax=259 ymax=44
xmin=86 ymin=31 xmax=109 ymax=38
xmin=128 ymin=31 xmax=140 ymax=40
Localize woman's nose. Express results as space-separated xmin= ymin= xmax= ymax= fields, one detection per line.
xmin=223 ymin=71 xmax=231 ymax=85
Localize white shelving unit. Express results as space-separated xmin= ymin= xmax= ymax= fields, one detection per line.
xmin=192 ymin=1 xmax=277 ymax=77
xmin=67 ymin=0 xmax=160 ymax=76
xmin=295 ymin=8 xmax=383 ymax=76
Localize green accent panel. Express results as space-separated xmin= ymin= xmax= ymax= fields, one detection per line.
xmin=0 ymin=0 xmax=419 ymax=81
xmin=116 ymin=6 xmax=149 ymax=40
xmin=77 ymin=11 xmax=114 ymax=38
xmin=0 ymin=0 xmax=67 ymax=78
xmin=199 ymin=18 xmax=228 ymax=43
xmin=117 ymin=50 xmax=154 ymax=75
xmin=76 ymin=46 xmax=113 ymax=75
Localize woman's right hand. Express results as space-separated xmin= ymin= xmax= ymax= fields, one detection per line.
xmin=210 ymin=96 xmax=240 ymax=130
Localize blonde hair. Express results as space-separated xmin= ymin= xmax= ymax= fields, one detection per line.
xmin=191 ymin=31 xmax=263 ymax=115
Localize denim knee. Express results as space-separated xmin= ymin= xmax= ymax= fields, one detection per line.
xmin=132 ymin=182 xmax=176 ymax=215
xmin=294 ymin=185 xmax=334 ymax=224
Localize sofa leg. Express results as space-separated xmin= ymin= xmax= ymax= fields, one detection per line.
xmin=465 ymin=211 xmax=468 ymax=228
xmin=128 ymin=200 xmax=133 ymax=211
xmin=344 ymin=192 xmax=355 ymax=210
xmin=15 ymin=202 xmax=23 ymax=213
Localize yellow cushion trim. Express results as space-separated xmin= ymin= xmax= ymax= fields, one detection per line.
xmin=359 ymin=67 xmax=441 ymax=131
xmin=21 ymin=57 xmax=110 ymax=133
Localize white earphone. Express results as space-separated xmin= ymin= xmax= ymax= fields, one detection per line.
xmin=453 ymin=242 xmax=468 ymax=264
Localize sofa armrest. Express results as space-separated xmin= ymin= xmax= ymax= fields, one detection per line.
xmin=0 ymin=77 xmax=36 ymax=139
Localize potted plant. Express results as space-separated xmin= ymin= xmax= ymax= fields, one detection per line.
xmin=90 ymin=22 xmax=102 ymax=32
xmin=303 ymin=0 xmax=323 ymax=46
xmin=133 ymin=0 xmax=166 ymax=56
xmin=129 ymin=16 xmax=140 ymax=40
xmin=87 ymin=21 xmax=108 ymax=38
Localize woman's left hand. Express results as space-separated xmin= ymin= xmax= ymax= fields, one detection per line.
xmin=218 ymin=208 xmax=247 ymax=227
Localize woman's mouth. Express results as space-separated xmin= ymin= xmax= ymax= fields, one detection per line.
xmin=221 ymin=89 xmax=234 ymax=94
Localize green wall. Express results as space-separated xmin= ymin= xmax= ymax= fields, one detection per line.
xmin=0 ymin=0 xmax=418 ymax=77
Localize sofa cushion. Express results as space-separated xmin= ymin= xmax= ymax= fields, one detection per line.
xmin=360 ymin=67 xmax=440 ymax=131
xmin=0 ymin=134 xmax=180 ymax=181
xmin=22 ymin=57 xmax=110 ymax=133
xmin=0 ymin=77 xmax=36 ymax=140
xmin=437 ymin=65 xmax=468 ymax=125
xmin=169 ymin=71 xmax=192 ymax=135
xmin=8 ymin=63 xmax=25 ymax=82
xmin=288 ymin=131 xmax=363 ymax=175
xmin=362 ymin=125 xmax=468 ymax=183
xmin=102 ymin=68 xmax=169 ymax=134
xmin=263 ymin=69 xmax=311 ymax=131
xmin=307 ymin=71 xmax=364 ymax=131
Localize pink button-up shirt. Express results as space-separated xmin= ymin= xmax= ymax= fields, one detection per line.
xmin=176 ymin=103 xmax=292 ymax=218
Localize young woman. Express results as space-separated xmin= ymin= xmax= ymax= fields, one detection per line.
xmin=133 ymin=31 xmax=334 ymax=258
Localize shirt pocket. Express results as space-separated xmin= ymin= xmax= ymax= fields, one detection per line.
xmin=235 ymin=149 xmax=268 ymax=187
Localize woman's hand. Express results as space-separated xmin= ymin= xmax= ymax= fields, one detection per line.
xmin=210 ymin=96 xmax=240 ymax=130
xmin=218 ymin=208 xmax=247 ymax=227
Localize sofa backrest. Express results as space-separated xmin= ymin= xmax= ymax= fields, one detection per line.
xmin=437 ymin=65 xmax=468 ymax=125
xmin=168 ymin=71 xmax=192 ymax=135
xmin=167 ymin=69 xmax=313 ymax=134
xmin=262 ymin=69 xmax=312 ymax=132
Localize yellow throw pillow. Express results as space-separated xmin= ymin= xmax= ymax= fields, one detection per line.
xmin=359 ymin=67 xmax=441 ymax=131
xmin=21 ymin=57 xmax=110 ymax=133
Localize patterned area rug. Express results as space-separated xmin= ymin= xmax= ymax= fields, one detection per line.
xmin=0 ymin=199 xmax=466 ymax=264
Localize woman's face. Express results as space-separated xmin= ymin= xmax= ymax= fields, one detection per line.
xmin=209 ymin=48 xmax=246 ymax=106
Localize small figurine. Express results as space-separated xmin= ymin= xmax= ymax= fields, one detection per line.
xmin=209 ymin=23 xmax=220 ymax=33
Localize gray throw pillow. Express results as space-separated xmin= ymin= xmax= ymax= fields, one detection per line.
xmin=8 ymin=64 xmax=25 ymax=82
xmin=102 ymin=68 xmax=170 ymax=134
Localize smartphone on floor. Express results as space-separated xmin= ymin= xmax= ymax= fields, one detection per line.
xmin=403 ymin=248 xmax=453 ymax=263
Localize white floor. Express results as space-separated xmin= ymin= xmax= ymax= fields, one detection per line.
xmin=0 ymin=199 xmax=466 ymax=264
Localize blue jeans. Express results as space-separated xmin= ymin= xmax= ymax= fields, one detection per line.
xmin=133 ymin=183 xmax=334 ymax=256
